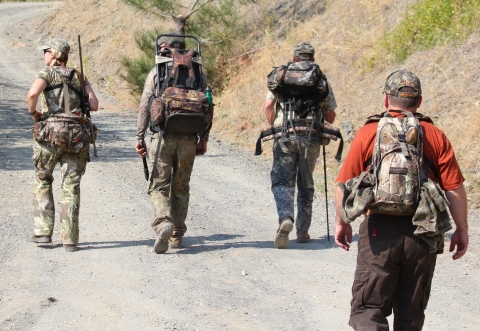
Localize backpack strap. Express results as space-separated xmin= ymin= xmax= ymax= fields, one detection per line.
xmin=365 ymin=111 xmax=433 ymax=125
xmin=43 ymin=69 xmax=82 ymax=96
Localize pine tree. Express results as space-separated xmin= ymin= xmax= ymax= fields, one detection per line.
xmin=122 ymin=0 xmax=255 ymax=93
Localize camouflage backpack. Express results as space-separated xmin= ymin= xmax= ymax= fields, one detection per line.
xmin=367 ymin=110 xmax=426 ymax=215
xmin=267 ymin=61 xmax=329 ymax=118
xmin=148 ymin=34 xmax=212 ymax=137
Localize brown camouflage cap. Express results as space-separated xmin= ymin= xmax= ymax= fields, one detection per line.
xmin=384 ymin=69 xmax=422 ymax=98
xmin=38 ymin=38 xmax=71 ymax=53
xmin=293 ymin=41 xmax=315 ymax=58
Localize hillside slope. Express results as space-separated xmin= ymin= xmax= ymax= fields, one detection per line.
xmin=34 ymin=0 xmax=480 ymax=204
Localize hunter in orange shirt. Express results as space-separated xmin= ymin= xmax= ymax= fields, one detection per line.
xmin=334 ymin=69 xmax=468 ymax=331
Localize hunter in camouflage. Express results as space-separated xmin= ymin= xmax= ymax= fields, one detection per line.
xmin=334 ymin=69 xmax=468 ymax=330
xmin=135 ymin=34 xmax=212 ymax=254
xmin=263 ymin=41 xmax=337 ymax=248
xmin=27 ymin=38 xmax=99 ymax=252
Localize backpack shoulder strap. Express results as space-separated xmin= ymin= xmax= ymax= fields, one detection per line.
xmin=414 ymin=112 xmax=434 ymax=124
xmin=364 ymin=112 xmax=384 ymax=125
xmin=43 ymin=68 xmax=82 ymax=97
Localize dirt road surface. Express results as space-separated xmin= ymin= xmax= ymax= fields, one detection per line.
xmin=1 ymin=2 xmax=479 ymax=331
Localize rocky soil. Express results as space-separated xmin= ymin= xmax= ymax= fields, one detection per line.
xmin=0 ymin=2 xmax=479 ymax=331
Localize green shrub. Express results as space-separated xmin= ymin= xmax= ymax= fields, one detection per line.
xmin=368 ymin=0 xmax=480 ymax=67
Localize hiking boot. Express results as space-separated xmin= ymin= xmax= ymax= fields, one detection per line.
xmin=296 ymin=230 xmax=311 ymax=243
xmin=31 ymin=235 xmax=52 ymax=244
xmin=169 ymin=237 xmax=183 ymax=249
xmin=154 ymin=222 xmax=174 ymax=254
xmin=274 ymin=217 xmax=294 ymax=249
xmin=63 ymin=244 xmax=77 ymax=252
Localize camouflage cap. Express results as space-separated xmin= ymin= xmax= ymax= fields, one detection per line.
xmin=152 ymin=33 xmax=186 ymax=49
xmin=38 ymin=38 xmax=71 ymax=53
xmin=384 ymin=69 xmax=422 ymax=98
xmin=293 ymin=41 xmax=315 ymax=58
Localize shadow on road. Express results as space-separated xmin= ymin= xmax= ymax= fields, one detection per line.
xmin=53 ymin=232 xmax=346 ymax=253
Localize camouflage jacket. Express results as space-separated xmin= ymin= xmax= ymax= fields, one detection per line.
xmin=36 ymin=66 xmax=89 ymax=118
xmin=136 ymin=66 xmax=211 ymax=143
xmin=338 ymin=170 xmax=452 ymax=253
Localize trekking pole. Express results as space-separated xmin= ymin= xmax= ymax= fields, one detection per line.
xmin=323 ymin=144 xmax=330 ymax=241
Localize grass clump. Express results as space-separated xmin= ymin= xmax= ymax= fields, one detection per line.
xmin=368 ymin=0 xmax=480 ymax=67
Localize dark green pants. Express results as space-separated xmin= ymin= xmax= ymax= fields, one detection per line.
xmin=349 ymin=215 xmax=437 ymax=331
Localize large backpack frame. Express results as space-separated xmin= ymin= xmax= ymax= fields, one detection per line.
xmin=148 ymin=34 xmax=209 ymax=183
xmin=153 ymin=33 xmax=207 ymax=136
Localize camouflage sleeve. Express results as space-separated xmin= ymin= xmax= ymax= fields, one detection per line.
xmin=265 ymin=90 xmax=277 ymax=101
xmin=321 ymin=81 xmax=337 ymax=114
xmin=136 ymin=68 xmax=156 ymax=143
xmin=35 ymin=68 xmax=51 ymax=84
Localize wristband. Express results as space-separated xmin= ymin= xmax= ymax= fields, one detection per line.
xmin=29 ymin=110 xmax=36 ymax=114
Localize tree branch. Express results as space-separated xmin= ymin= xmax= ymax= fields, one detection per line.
xmin=224 ymin=47 xmax=266 ymax=63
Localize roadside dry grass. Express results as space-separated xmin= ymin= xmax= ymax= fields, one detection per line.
xmin=217 ymin=0 xmax=480 ymax=205
xmin=33 ymin=0 xmax=480 ymax=205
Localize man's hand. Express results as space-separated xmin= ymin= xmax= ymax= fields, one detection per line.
xmin=196 ymin=141 xmax=207 ymax=156
xmin=449 ymin=229 xmax=468 ymax=260
xmin=30 ymin=111 xmax=43 ymax=123
xmin=135 ymin=141 xmax=147 ymax=157
xmin=445 ymin=185 xmax=468 ymax=260
xmin=335 ymin=222 xmax=353 ymax=251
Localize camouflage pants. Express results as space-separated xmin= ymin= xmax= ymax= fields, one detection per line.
xmin=270 ymin=139 xmax=321 ymax=231
xmin=148 ymin=133 xmax=197 ymax=239
xmin=32 ymin=141 xmax=89 ymax=245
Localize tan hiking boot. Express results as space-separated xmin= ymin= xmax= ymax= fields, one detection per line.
xmin=169 ymin=237 xmax=183 ymax=249
xmin=154 ymin=221 xmax=174 ymax=254
xmin=63 ymin=244 xmax=77 ymax=252
xmin=31 ymin=235 xmax=52 ymax=244
xmin=274 ymin=217 xmax=294 ymax=249
xmin=296 ymin=230 xmax=311 ymax=243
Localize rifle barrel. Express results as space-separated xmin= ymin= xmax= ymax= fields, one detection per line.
xmin=77 ymin=35 xmax=90 ymax=119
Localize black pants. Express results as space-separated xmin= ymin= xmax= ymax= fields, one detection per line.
xmin=349 ymin=215 xmax=437 ymax=331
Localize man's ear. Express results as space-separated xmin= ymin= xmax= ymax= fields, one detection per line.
xmin=417 ymin=96 xmax=423 ymax=108
xmin=384 ymin=93 xmax=389 ymax=109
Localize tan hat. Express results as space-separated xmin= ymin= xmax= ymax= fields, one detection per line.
xmin=38 ymin=38 xmax=70 ymax=53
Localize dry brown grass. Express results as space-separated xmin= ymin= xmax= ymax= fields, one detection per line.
xmin=216 ymin=0 xmax=480 ymax=205
xmin=35 ymin=0 xmax=480 ymax=205
xmin=35 ymin=0 xmax=175 ymax=109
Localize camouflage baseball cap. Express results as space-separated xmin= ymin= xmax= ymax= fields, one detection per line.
xmin=384 ymin=69 xmax=422 ymax=98
xmin=293 ymin=41 xmax=315 ymax=57
xmin=38 ymin=38 xmax=71 ymax=53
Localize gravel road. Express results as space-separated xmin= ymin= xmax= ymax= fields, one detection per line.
xmin=0 ymin=2 xmax=479 ymax=331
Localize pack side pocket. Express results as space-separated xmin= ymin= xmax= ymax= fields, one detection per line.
xmin=150 ymin=97 xmax=166 ymax=123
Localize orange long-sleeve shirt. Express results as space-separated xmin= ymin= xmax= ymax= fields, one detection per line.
xmin=336 ymin=113 xmax=464 ymax=191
